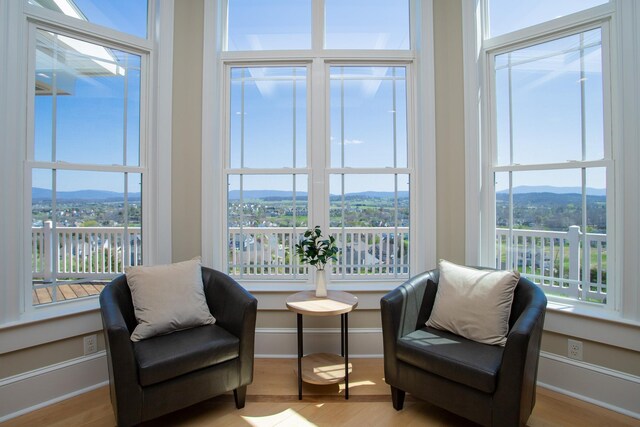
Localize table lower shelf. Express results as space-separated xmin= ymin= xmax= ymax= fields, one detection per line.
xmin=296 ymin=352 xmax=353 ymax=385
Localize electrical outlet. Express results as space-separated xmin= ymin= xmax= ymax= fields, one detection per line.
xmin=568 ymin=339 xmax=583 ymax=360
xmin=83 ymin=334 xmax=97 ymax=355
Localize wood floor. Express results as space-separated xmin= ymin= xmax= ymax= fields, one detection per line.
xmin=3 ymin=358 xmax=638 ymax=426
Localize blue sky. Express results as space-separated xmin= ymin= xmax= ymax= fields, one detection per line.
xmin=487 ymin=0 xmax=607 ymax=37
xmin=32 ymin=0 xmax=606 ymax=195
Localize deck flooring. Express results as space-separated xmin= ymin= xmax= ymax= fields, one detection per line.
xmin=32 ymin=283 xmax=106 ymax=305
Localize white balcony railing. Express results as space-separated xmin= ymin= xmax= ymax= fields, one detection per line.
xmin=496 ymin=226 xmax=607 ymax=303
xmin=31 ymin=222 xmax=606 ymax=304
xmin=228 ymin=226 xmax=410 ymax=280
xmin=32 ymin=221 xmax=142 ymax=282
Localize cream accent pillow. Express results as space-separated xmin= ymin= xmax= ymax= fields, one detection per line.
xmin=126 ymin=258 xmax=215 ymax=342
xmin=426 ymin=259 xmax=519 ymax=346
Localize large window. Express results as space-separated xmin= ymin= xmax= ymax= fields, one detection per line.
xmin=483 ymin=2 xmax=613 ymax=304
xmin=24 ymin=1 xmax=153 ymax=307
xmin=215 ymin=0 xmax=424 ymax=286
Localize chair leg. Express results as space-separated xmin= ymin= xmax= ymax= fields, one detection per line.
xmin=234 ymin=386 xmax=247 ymax=409
xmin=391 ymin=386 xmax=405 ymax=410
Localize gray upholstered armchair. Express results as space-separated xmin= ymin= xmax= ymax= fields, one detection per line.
xmin=99 ymin=267 xmax=257 ymax=426
xmin=380 ymin=268 xmax=547 ymax=427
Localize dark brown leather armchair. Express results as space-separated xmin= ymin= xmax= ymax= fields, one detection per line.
xmin=381 ymin=269 xmax=547 ymax=427
xmin=99 ymin=267 xmax=257 ymax=426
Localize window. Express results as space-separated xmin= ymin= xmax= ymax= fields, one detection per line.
xmin=30 ymin=26 xmax=144 ymax=306
xmin=27 ymin=0 xmax=149 ymax=38
xmin=329 ymin=66 xmax=410 ymax=279
xmin=486 ymin=0 xmax=608 ymax=38
xmin=324 ymin=0 xmax=410 ymax=50
xmin=226 ymin=0 xmax=311 ymax=51
xmin=481 ymin=2 xmax=613 ymax=305
xmin=0 ymin=0 xmax=172 ymax=323
xmin=208 ymin=0 xmax=432 ymax=287
xmin=227 ymin=66 xmax=308 ymax=278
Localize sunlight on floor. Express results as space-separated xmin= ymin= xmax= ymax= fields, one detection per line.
xmin=242 ymin=408 xmax=317 ymax=427
xmin=338 ymin=380 xmax=377 ymax=392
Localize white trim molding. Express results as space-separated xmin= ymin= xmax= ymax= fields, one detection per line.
xmin=148 ymin=0 xmax=175 ymax=266
xmin=0 ymin=351 xmax=108 ymax=422
xmin=1 ymin=334 xmax=639 ymax=421
xmin=538 ymin=351 xmax=640 ymax=419
xmin=462 ymin=0 xmax=482 ymax=266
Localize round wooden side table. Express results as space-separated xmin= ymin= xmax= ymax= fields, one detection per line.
xmin=285 ymin=290 xmax=358 ymax=400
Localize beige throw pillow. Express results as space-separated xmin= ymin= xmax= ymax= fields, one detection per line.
xmin=426 ymin=259 xmax=519 ymax=346
xmin=126 ymin=258 xmax=215 ymax=342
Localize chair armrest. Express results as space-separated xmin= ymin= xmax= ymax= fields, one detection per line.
xmin=380 ymin=270 xmax=437 ymax=381
xmin=99 ymin=285 xmax=139 ymax=382
xmin=494 ymin=293 xmax=546 ymax=426
xmin=202 ymin=268 xmax=258 ymax=386
xmin=99 ymin=284 xmax=142 ymax=423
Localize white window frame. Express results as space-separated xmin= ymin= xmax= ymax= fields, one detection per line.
xmin=0 ymin=0 xmax=173 ymax=326
xmin=463 ymin=0 xmax=640 ymax=325
xmin=489 ymin=23 xmax=614 ymax=305
xmin=202 ymin=0 xmax=436 ymax=292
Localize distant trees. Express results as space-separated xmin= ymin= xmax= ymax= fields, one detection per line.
xmin=496 ymin=193 xmax=606 ymax=233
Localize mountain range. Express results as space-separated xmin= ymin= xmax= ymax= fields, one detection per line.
xmin=32 ymin=188 xmax=141 ymax=201
xmin=496 ymin=186 xmax=606 ymax=196
xmin=32 ymin=185 xmax=606 ymax=201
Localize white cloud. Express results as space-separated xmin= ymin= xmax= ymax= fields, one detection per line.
xmin=343 ymin=139 xmax=365 ymax=145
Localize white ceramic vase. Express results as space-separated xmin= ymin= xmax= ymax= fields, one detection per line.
xmin=315 ymin=268 xmax=328 ymax=297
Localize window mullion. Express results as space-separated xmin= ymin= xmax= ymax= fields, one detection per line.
xmin=312 ymin=0 xmax=325 ymax=53
xmin=310 ymin=59 xmax=327 ymax=230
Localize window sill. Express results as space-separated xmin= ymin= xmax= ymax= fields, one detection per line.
xmin=239 ymin=278 xmax=403 ymax=294
xmin=544 ymin=298 xmax=640 ymax=352
xmin=240 ymin=279 xmax=400 ymax=310
xmin=0 ymin=298 xmax=101 ymax=354
xmin=546 ymin=298 xmax=640 ymax=328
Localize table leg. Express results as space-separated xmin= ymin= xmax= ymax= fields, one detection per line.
xmin=297 ymin=313 xmax=303 ymax=400
xmin=344 ymin=312 xmax=349 ymax=400
xmin=340 ymin=315 xmax=344 ymax=357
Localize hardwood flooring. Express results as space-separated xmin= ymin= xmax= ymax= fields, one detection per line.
xmin=3 ymin=358 xmax=638 ymax=426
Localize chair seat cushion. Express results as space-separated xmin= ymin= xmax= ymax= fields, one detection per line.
xmin=396 ymin=327 xmax=504 ymax=393
xmin=134 ymin=324 xmax=239 ymax=386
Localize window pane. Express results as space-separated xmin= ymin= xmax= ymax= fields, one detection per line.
xmin=28 ymin=0 xmax=148 ymax=39
xmin=330 ymin=66 xmax=407 ymax=168
xmin=487 ymin=0 xmax=608 ymax=38
xmin=495 ymin=30 xmax=603 ymax=165
xmin=586 ymin=168 xmax=607 ymax=302
xmin=227 ymin=0 xmax=311 ymax=51
xmin=227 ymin=174 xmax=308 ymax=277
xmin=325 ymin=0 xmax=410 ymax=50
xmin=34 ymin=30 xmax=142 ymax=166
xmin=495 ymin=168 xmax=606 ymax=303
xmin=230 ymin=67 xmax=307 ymax=169
xmin=31 ymin=169 xmax=141 ymax=305
xmin=126 ymin=65 xmax=141 ymax=166
xmin=329 ymin=174 xmax=409 ymax=278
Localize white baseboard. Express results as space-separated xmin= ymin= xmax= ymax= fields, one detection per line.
xmin=538 ymin=351 xmax=640 ymax=419
xmin=0 ymin=351 xmax=109 ymax=422
xmin=2 ymin=332 xmax=639 ymax=422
